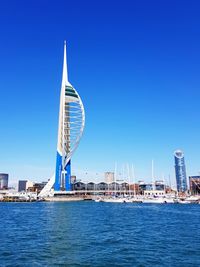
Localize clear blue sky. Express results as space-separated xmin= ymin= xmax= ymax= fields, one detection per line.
xmin=0 ymin=0 xmax=200 ymax=187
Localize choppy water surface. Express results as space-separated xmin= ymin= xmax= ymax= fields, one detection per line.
xmin=0 ymin=202 xmax=199 ymax=267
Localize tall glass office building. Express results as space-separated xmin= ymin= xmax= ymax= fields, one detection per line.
xmin=0 ymin=173 xmax=8 ymax=189
xmin=174 ymin=150 xmax=187 ymax=192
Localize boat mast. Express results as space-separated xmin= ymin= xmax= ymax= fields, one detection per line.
xmin=162 ymin=173 xmax=165 ymax=192
xmin=132 ymin=164 xmax=136 ymax=197
xmin=152 ymin=159 xmax=155 ymax=191
xmin=114 ymin=162 xmax=117 ymax=195
xmin=127 ymin=164 xmax=131 ymax=196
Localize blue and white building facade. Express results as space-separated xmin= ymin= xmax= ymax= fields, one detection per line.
xmin=174 ymin=150 xmax=187 ymax=192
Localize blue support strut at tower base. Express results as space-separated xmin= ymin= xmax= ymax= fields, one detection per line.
xmin=65 ymin=160 xmax=71 ymax=191
xmin=54 ymin=152 xmax=71 ymax=191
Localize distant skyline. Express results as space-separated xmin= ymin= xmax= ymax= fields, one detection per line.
xmin=0 ymin=1 xmax=200 ymax=187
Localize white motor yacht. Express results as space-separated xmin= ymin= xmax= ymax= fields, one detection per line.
xmin=103 ymin=197 xmax=126 ymax=203
xmin=142 ymin=197 xmax=166 ymax=204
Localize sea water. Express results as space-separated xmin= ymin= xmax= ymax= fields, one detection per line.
xmin=0 ymin=202 xmax=199 ymax=267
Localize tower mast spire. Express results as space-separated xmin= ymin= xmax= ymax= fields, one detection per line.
xmin=62 ymin=40 xmax=69 ymax=87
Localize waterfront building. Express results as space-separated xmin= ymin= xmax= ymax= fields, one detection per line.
xmin=189 ymin=176 xmax=200 ymax=195
xmin=105 ymin=172 xmax=115 ymax=183
xmin=27 ymin=182 xmax=47 ymax=193
xmin=86 ymin=182 xmax=95 ymax=191
xmin=143 ymin=190 xmax=165 ymax=197
xmin=174 ymin=150 xmax=188 ymax=192
xmin=54 ymin=41 xmax=85 ymax=191
xmin=0 ymin=173 xmax=8 ymax=190
xmin=138 ymin=181 xmax=147 ymax=192
xmin=155 ymin=180 xmax=165 ymax=190
xmin=130 ymin=183 xmax=140 ymax=194
xmin=71 ymin=176 xmax=77 ymax=184
xmin=18 ymin=180 xmax=34 ymax=192
xmin=73 ymin=182 xmax=86 ymax=191
xmin=18 ymin=180 xmax=27 ymax=192
xmin=73 ymin=181 xmax=144 ymax=195
xmin=138 ymin=180 xmax=165 ymax=192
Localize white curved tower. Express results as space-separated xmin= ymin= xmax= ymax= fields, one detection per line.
xmin=39 ymin=42 xmax=85 ymax=197
xmin=54 ymin=41 xmax=85 ymax=191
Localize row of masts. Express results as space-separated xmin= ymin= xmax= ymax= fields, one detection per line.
xmin=114 ymin=162 xmax=136 ymax=195
xmin=113 ymin=160 xmax=170 ymax=195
